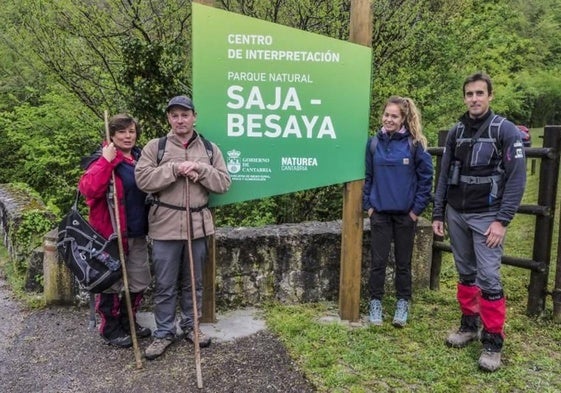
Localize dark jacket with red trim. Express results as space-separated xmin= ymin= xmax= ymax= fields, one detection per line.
xmin=78 ymin=144 xmax=145 ymax=253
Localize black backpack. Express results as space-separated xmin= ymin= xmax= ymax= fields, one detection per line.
xmin=56 ymin=192 xmax=122 ymax=293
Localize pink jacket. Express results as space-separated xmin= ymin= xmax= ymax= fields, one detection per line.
xmin=78 ymin=147 xmax=129 ymax=252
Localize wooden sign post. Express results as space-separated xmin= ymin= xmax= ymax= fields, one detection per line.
xmin=339 ymin=0 xmax=372 ymax=322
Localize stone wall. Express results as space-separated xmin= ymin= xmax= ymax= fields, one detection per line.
xmin=213 ymin=218 xmax=433 ymax=309
xmin=0 ymin=185 xmax=23 ymax=260
xmin=0 ymin=184 xmax=55 ymax=292
xmin=0 ymin=183 xmax=433 ymax=307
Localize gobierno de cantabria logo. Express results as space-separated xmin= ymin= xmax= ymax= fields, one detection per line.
xmin=227 ymin=149 xmax=241 ymax=174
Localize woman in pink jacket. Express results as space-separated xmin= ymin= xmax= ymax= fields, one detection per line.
xmin=79 ymin=114 xmax=152 ymax=348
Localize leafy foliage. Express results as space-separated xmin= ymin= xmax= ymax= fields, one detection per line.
xmin=219 ymin=0 xmax=350 ymax=38
xmin=0 ymin=0 xmax=561 ymax=225
xmin=0 ymin=90 xmax=100 ymax=213
xmin=119 ymin=36 xmax=192 ymax=141
xmin=215 ymin=185 xmax=344 ymax=227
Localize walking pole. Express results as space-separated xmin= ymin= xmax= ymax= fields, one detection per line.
xmin=88 ymin=292 xmax=97 ymax=331
xmin=104 ymin=110 xmax=143 ymax=369
xmin=185 ymin=178 xmax=204 ymax=388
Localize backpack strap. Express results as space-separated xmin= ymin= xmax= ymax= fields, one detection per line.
xmin=198 ymin=133 xmax=214 ymax=165
xmin=368 ymin=136 xmax=378 ymax=155
xmin=408 ymin=137 xmax=416 ymax=158
xmin=455 ymin=115 xmax=503 ymax=145
xmin=156 ymin=136 xmax=167 ymax=165
xmin=455 ymin=116 xmax=492 ymax=144
xmin=488 ymin=115 xmax=505 ymax=154
xmin=156 ymin=133 xmax=214 ymax=166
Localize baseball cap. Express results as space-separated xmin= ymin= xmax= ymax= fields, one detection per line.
xmin=166 ymin=95 xmax=195 ymax=112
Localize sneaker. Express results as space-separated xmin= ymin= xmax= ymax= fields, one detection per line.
xmin=392 ymin=299 xmax=409 ymax=328
xmin=103 ymin=334 xmax=132 ymax=348
xmin=186 ymin=328 xmax=211 ymax=348
xmin=446 ymin=329 xmax=479 ymax=348
xmin=478 ymin=349 xmax=501 ymax=372
xmin=369 ymin=299 xmax=383 ymax=325
xmin=144 ymin=337 xmax=173 ymax=360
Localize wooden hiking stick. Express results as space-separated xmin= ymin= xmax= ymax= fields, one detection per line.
xmin=104 ymin=110 xmax=143 ymax=369
xmin=87 ymin=292 xmax=96 ymax=331
xmin=185 ymin=178 xmax=204 ymax=388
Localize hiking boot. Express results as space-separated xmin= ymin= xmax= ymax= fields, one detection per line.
xmin=478 ymin=349 xmax=501 ymax=372
xmin=392 ymin=299 xmax=409 ymax=328
xmin=478 ymin=330 xmax=503 ymax=371
xmin=186 ymin=327 xmax=211 ymax=348
xmin=446 ymin=329 xmax=479 ymax=348
xmin=103 ymin=334 xmax=132 ymax=348
xmin=144 ymin=337 xmax=173 ymax=360
xmin=369 ymin=299 xmax=383 ymax=325
xmin=446 ymin=314 xmax=480 ymax=348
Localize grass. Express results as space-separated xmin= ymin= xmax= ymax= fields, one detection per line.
xmin=264 ymin=128 xmax=561 ymax=392
xmin=264 ymin=276 xmax=561 ymax=392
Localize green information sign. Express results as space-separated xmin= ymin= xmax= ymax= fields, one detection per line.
xmin=192 ymin=3 xmax=372 ymax=206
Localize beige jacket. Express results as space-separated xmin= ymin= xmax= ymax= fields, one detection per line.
xmin=135 ymin=132 xmax=231 ymax=240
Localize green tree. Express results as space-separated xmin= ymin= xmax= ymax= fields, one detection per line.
xmin=219 ymin=0 xmax=350 ymax=38
xmin=0 ymin=89 xmax=99 ymax=213
xmin=2 ymin=0 xmax=193 ymax=139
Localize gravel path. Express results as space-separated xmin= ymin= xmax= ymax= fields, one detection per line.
xmin=0 ymin=271 xmax=316 ymax=393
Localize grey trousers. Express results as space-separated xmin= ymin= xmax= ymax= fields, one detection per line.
xmin=105 ymin=236 xmax=151 ymax=294
xmin=151 ymin=238 xmax=207 ymax=339
xmin=446 ymin=205 xmax=503 ymax=293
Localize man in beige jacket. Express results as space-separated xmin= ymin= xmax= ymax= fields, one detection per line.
xmin=136 ymin=96 xmax=231 ymax=360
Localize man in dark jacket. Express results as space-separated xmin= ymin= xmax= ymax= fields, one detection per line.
xmin=432 ymin=73 xmax=526 ymax=372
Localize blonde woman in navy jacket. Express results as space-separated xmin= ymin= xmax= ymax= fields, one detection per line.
xmin=362 ymin=96 xmax=433 ymax=327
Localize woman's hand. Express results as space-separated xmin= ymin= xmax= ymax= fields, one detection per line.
xmin=102 ymin=143 xmax=117 ymax=163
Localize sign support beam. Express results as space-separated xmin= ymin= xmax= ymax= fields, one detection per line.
xmin=339 ymin=0 xmax=372 ymax=322
xmin=194 ymin=0 xmax=217 ymax=323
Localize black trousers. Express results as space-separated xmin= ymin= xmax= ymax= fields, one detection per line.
xmin=369 ymin=212 xmax=416 ymax=301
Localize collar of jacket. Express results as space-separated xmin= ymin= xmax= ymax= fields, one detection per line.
xmin=459 ymin=109 xmax=493 ymax=131
xmin=379 ymin=128 xmax=411 ymax=142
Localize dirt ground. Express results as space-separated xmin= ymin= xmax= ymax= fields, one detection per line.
xmin=0 ymin=272 xmax=316 ymax=393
